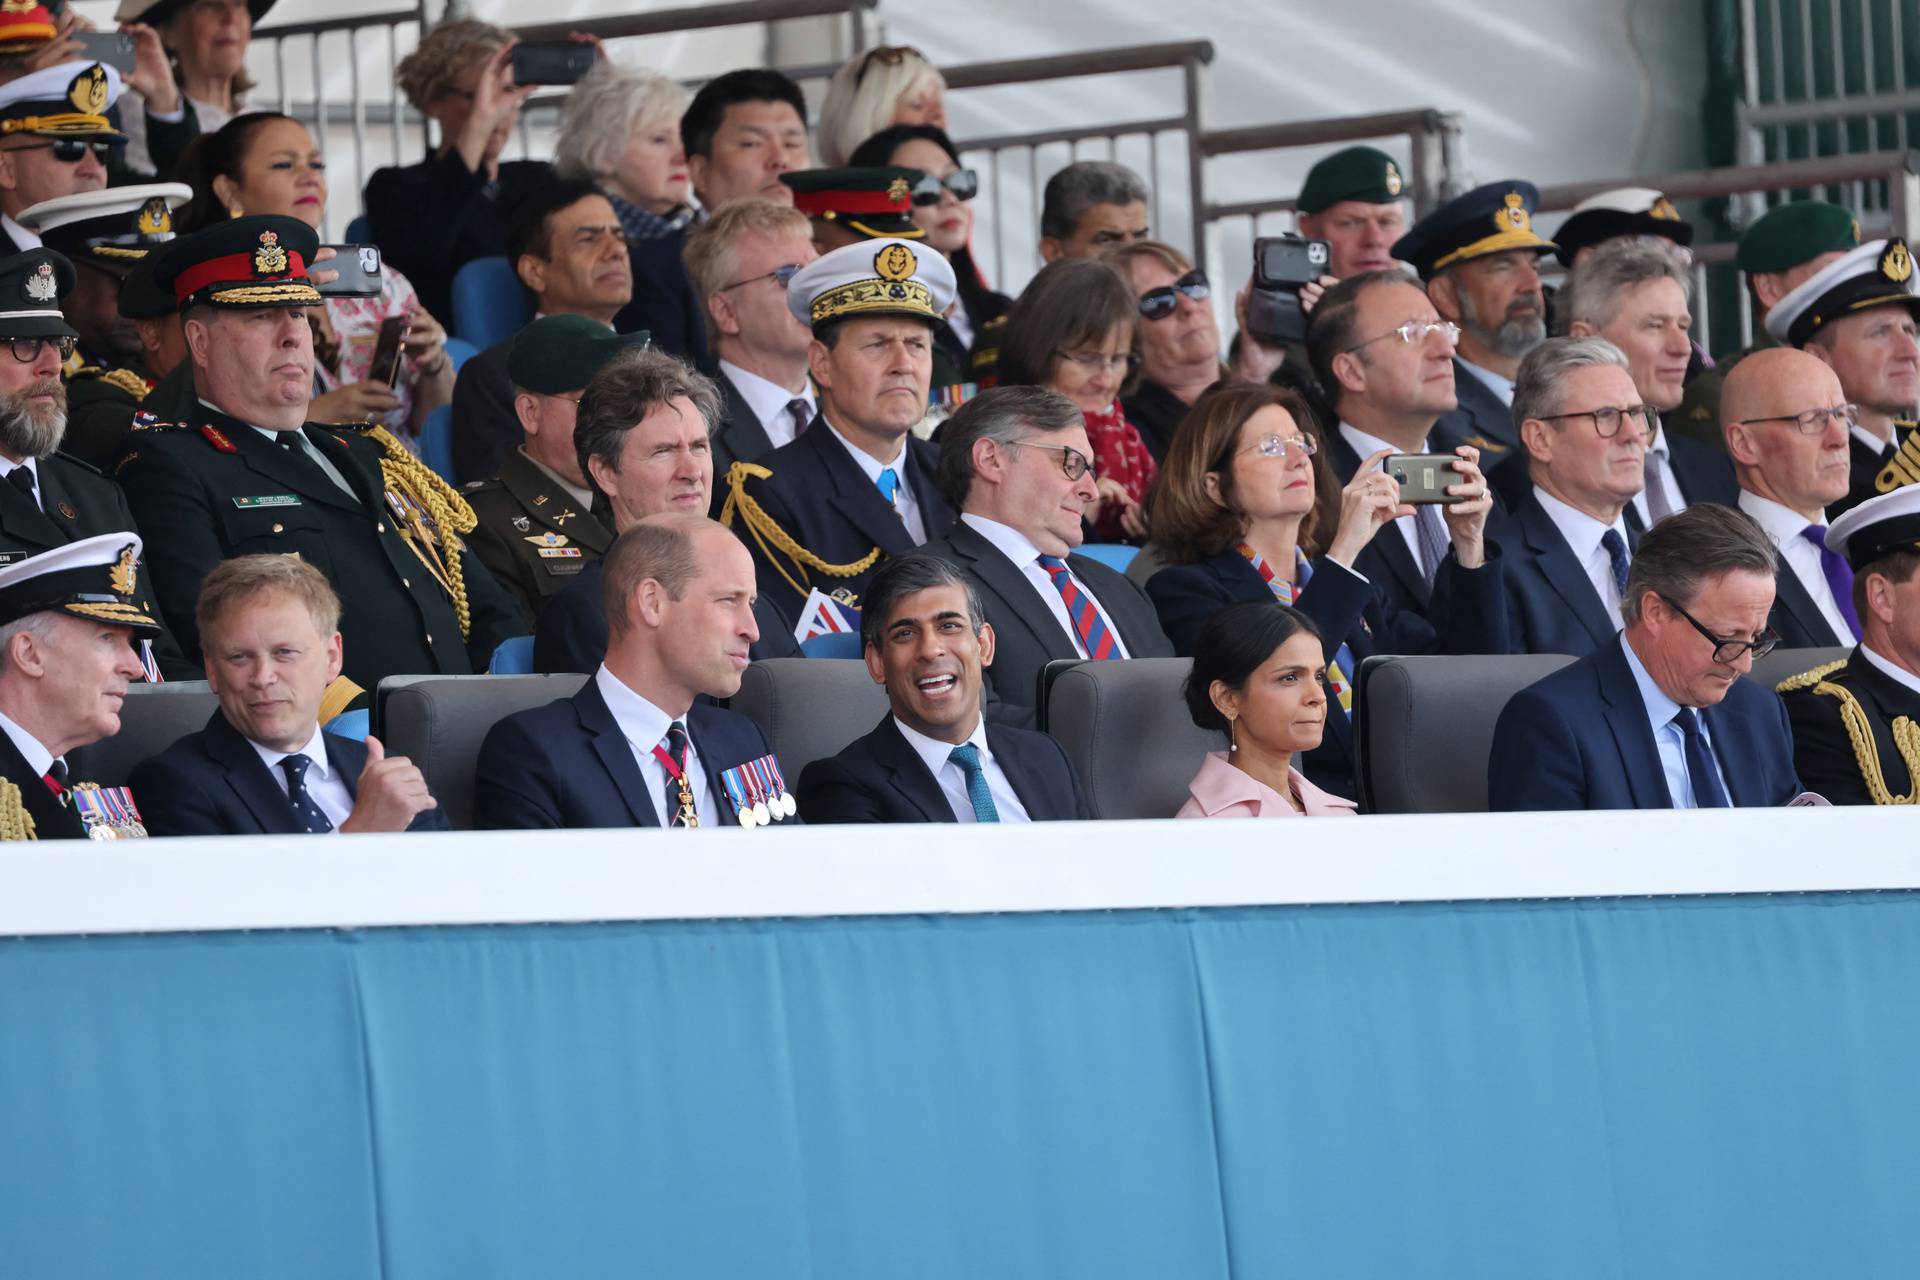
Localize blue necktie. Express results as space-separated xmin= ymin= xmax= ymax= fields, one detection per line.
xmin=281 ymin=754 xmax=334 ymax=833
xmin=1672 ymin=708 xmax=1729 ymax=809
xmin=1601 ymin=527 xmax=1631 ymax=597
xmin=947 ymin=743 xmax=1000 ymax=822
xmin=876 ymin=467 xmax=900 ymax=507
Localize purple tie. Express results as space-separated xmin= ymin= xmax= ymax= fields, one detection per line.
xmin=1802 ymin=524 xmax=1861 ymax=640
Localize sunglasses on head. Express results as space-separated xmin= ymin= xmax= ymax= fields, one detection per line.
xmin=910 ymin=169 xmax=977 ymax=205
xmin=15 ymin=139 xmax=117 ymax=163
xmin=1137 ymin=269 xmax=1209 ymax=321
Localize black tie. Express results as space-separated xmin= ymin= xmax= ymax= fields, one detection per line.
xmin=1600 ymin=527 xmax=1632 ymax=597
xmin=6 ymin=466 xmax=38 ymax=510
xmin=1672 ymin=708 xmax=1730 ymax=809
xmin=280 ymin=754 xmax=335 ymax=833
xmin=44 ymin=757 xmax=67 ymax=804
xmin=786 ymin=398 xmax=811 ymax=436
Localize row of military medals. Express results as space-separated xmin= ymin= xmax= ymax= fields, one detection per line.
xmin=720 ymin=758 xmax=798 ymax=828
xmin=71 ymin=782 xmax=148 ymax=839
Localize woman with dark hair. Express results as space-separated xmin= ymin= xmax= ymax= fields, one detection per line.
xmin=848 ymin=123 xmax=1009 ymax=374
xmin=1178 ymin=602 xmax=1355 ymax=818
xmin=1145 ymin=381 xmax=1505 ymax=797
xmin=995 ymin=258 xmax=1154 ymax=542
xmin=177 ymin=113 xmax=454 ymax=442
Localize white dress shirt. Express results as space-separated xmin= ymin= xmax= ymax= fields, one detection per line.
xmin=249 ymin=723 xmax=355 ymax=831
xmin=1862 ymin=644 xmax=1920 ymax=697
xmin=0 ymin=456 xmax=42 ymax=511
xmin=719 ymin=359 xmax=816 ymax=452
xmin=1737 ymin=489 xmax=1854 ymax=643
xmin=1629 ymin=425 xmax=1689 ymax=528
xmin=1456 ymin=358 xmax=1515 ymax=406
xmin=1852 ymin=423 xmax=1895 ymax=461
xmin=1532 ymin=485 xmax=1630 ymax=628
xmin=518 ymin=447 xmax=595 ymax=513
xmin=1339 ymin=421 xmax=1428 ymax=566
xmin=893 ymin=714 xmax=1031 ymax=823
xmin=1621 ymin=634 xmax=1731 ymax=808
xmin=243 ymin=418 xmax=361 ymax=504
xmin=823 ymin=418 xmax=925 ymax=542
xmin=0 ymin=708 xmax=55 ymax=780
xmin=961 ymin=513 xmax=1131 ymax=659
xmin=595 ymin=665 xmax=714 ymax=827
xmin=2 ymin=214 xmax=40 ymax=251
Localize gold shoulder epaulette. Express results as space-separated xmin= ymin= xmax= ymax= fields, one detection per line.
xmin=1809 ymin=677 xmax=1920 ymax=804
xmin=1777 ymin=658 xmax=1848 ymax=694
xmin=719 ymin=459 xmax=880 ymax=598
xmin=361 ymin=424 xmax=478 ymax=639
xmin=96 ymin=367 xmax=151 ymax=401
xmin=0 ymin=776 xmax=36 ymax=841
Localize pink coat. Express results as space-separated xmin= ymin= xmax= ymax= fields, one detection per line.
xmin=1175 ymin=751 xmax=1357 ymax=819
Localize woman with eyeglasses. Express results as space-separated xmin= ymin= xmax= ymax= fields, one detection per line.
xmin=113 ymin=0 xmax=267 ymax=178
xmin=178 ymin=113 xmax=454 ymax=445
xmin=1145 ymin=381 xmax=1506 ymax=798
xmin=1177 ymin=602 xmax=1356 ymax=818
xmin=995 ymin=259 xmax=1154 ymax=542
xmin=1104 ymin=240 xmax=1224 ymax=462
xmin=849 ymin=124 xmax=1010 ymax=375
xmin=817 ymin=45 xmax=947 ymax=167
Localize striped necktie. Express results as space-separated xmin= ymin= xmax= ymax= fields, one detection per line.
xmin=1036 ymin=554 xmax=1116 ymax=659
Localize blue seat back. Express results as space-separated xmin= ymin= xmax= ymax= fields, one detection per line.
xmin=418 ymin=404 xmax=455 ymax=485
xmin=800 ymin=632 xmax=862 ymax=659
xmin=450 ymin=257 xmax=529 ymax=351
xmin=489 ymin=636 xmax=535 ymax=674
xmin=324 ymin=708 xmax=370 ymax=741
xmin=1077 ymin=543 xmax=1139 ymax=572
xmin=443 ymin=336 xmax=479 ymax=373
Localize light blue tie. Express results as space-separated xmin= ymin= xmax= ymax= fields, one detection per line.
xmin=876 ymin=467 xmax=900 ymax=507
xmin=946 ymin=743 xmax=1000 ymax=823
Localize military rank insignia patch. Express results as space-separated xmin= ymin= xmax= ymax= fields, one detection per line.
xmin=886 ymin=176 xmax=910 ymax=204
xmin=254 ymin=229 xmax=289 ymax=277
xmin=1498 ymin=191 xmax=1532 ymax=234
xmin=1384 ymin=161 xmax=1403 ymax=197
xmin=512 ymin=515 xmax=531 ymax=532
xmin=875 ymin=243 xmax=917 ymax=284
xmin=1650 ymin=197 xmax=1680 ymax=221
xmin=1882 ymin=239 xmax=1913 ymax=285
xmin=67 ymin=64 xmax=108 ymax=115
xmin=200 ymin=424 xmax=238 ymax=453
xmin=23 ymin=260 xmax=55 ymax=303
xmin=136 ymin=197 xmax=172 ymax=238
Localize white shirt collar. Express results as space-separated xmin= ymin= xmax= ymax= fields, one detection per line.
xmin=0 ymin=456 xmax=39 ymax=484
xmin=821 ymin=417 xmax=906 ymax=479
xmin=1339 ymin=420 xmax=1428 ymax=458
xmin=1645 ymin=422 xmax=1669 ymax=462
xmin=594 ymin=664 xmax=677 ymax=755
xmin=2 ymin=214 xmax=41 ymax=251
xmin=0 ymin=707 xmax=54 ymax=778
xmin=960 ymin=512 xmax=1047 ymax=567
xmin=719 ymin=359 xmax=814 ymax=435
xmin=1455 ymin=358 xmax=1515 ymax=405
xmin=1737 ymin=488 xmax=1822 ymax=544
xmin=1532 ymin=484 xmax=1630 ymax=563
xmin=248 ymin=720 xmax=332 ymax=782
xmin=1620 ymin=630 xmax=1687 ymax=734
xmin=1851 ymin=424 xmax=1893 ymax=457
xmin=892 ymin=711 xmax=991 ymax=781
xmin=1861 ymin=644 xmax=1920 ymax=697
xmin=517 ymin=447 xmax=595 ymax=513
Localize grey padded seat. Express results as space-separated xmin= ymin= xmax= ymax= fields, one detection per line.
xmin=1357 ymin=654 xmax=1578 ymax=814
xmin=379 ymin=673 xmax=588 ymax=830
xmin=728 ymin=659 xmax=890 ymax=782
xmin=75 ymin=681 xmax=221 ymax=789
xmin=1749 ymin=645 xmax=1851 ymax=692
xmin=1045 ymin=657 xmax=1215 ymax=819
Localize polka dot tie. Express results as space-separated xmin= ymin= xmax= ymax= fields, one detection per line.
xmin=281 ymin=754 xmax=334 ymax=833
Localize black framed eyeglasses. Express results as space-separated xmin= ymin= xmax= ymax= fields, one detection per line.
xmin=1011 ymin=438 xmax=1094 ymax=481
xmin=1053 ymin=349 xmax=1139 ymax=375
xmin=13 ymin=139 xmax=118 ymax=163
xmin=1138 ymin=270 xmax=1209 ymax=321
xmin=1740 ymin=403 xmax=1859 ymax=435
xmin=910 ymin=169 xmax=978 ymax=205
xmin=1536 ymin=403 xmax=1657 ymax=438
xmin=7 ymin=336 xmax=74 ymax=364
xmin=720 ymin=263 xmax=803 ymax=292
xmin=1658 ymin=593 xmax=1780 ymax=663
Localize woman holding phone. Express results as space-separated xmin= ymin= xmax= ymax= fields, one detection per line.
xmin=177 ymin=113 xmax=454 ymax=444
xmin=1143 ymin=381 xmax=1504 ymax=799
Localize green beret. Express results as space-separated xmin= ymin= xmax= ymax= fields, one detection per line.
xmin=506 ymin=314 xmax=650 ymax=395
xmin=1735 ymin=200 xmax=1860 ymax=274
xmin=1298 ymin=146 xmax=1405 ymax=215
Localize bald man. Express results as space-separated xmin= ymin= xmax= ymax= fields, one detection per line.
xmin=1722 ymin=347 xmax=1861 ymax=648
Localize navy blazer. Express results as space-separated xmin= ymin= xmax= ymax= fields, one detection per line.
xmin=798 ymin=714 xmax=1090 ymax=823
xmin=726 ymin=417 xmax=956 ymax=622
xmin=1145 ymin=544 xmax=1508 ymax=799
xmin=1431 ymin=358 xmax=1521 ymax=458
xmin=1498 ymin=490 xmax=1626 ymax=659
xmin=613 ymin=231 xmax=708 ymax=369
xmin=1324 ymin=428 xmax=1440 ymax=618
xmin=707 ymin=372 xmax=778 ymax=517
xmin=472 ymin=678 xmax=786 ymax=829
xmin=1490 ymin=433 xmax=1737 ymax=523
xmin=917 ymin=519 xmax=1173 ymax=728
xmin=1488 ymin=632 xmax=1801 ymax=810
xmin=129 ymin=711 xmax=450 ymax=836
xmin=532 ymin=559 xmax=799 ymax=675
xmin=1767 ymin=551 xmax=1852 ymax=650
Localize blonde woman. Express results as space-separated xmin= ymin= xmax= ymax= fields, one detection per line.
xmin=816 ymin=44 xmax=946 ymax=167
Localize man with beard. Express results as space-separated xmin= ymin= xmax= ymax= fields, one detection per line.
xmin=0 ymin=247 xmax=191 ymax=678
xmin=1394 ymin=181 xmax=1559 ymax=459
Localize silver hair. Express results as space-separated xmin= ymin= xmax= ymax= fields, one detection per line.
xmin=555 ymin=61 xmax=692 ymax=184
xmin=0 ymin=611 xmax=59 ymax=674
xmin=934 ymin=384 xmax=1082 ymax=511
xmin=1621 ymin=502 xmax=1777 ymax=624
xmin=1511 ymin=335 xmax=1633 ymax=430
xmin=0 ymin=379 xmax=65 ymax=460
xmin=1041 ymin=161 xmax=1150 ymax=241
xmin=1560 ymin=238 xmax=1693 ymax=335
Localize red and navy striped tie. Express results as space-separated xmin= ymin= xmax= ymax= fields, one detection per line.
xmin=1037 ymin=554 xmax=1116 ymax=660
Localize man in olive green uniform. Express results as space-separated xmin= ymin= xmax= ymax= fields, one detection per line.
xmin=1670 ymin=200 xmax=1860 ymax=448
xmin=18 ymin=183 xmax=190 ymax=471
xmin=113 ymin=214 xmax=522 ymax=694
xmin=1777 ymin=487 xmax=1920 ymax=803
xmin=462 ymin=313 xmax=632 ymax=626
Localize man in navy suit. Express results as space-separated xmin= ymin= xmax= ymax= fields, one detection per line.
xmin=1723 ymin=347 xmax=1862 ymax=649
xmin=132 ymin=556 xmax=447 ymax=835
xmin=1497 ymin=336 xmax=1649 ymax=657
xmin=918 ymin=385 xmax=1172 ymax=727
xmin=800 ymin=554 xmax=1090 ymax=823
xmin=475 ymin=514 xmax=790 ymax=829
xmin=720 ymin=236 xmax=958 ymax=622
xmin=1490 ymin=503 xmax=1801 ymax=810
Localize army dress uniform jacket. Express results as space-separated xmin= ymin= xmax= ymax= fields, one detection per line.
xmin=62 ymin=350 xmax=158 ymax=473
xmin=463 ymin=450 xmax=614 ymax=627
xmin=114 ymin=402 xmax=522 ymax=691
xmin=0 ymin=451 xmax=196 ymax=680
xmin=1779 ymin=647 xmax=1920 ymax=806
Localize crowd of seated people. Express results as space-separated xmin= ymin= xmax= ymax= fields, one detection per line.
xmin=0 ymin=14 xmax=1917 ymax=844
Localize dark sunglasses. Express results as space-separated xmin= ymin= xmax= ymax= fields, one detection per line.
xmin=910 ymin=169 xmax=977 ymax=205
xmin=15 ymin=139 xmax=118 ymax=163
xmin=1137 ymin=269 xmax=1209 ymax=321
